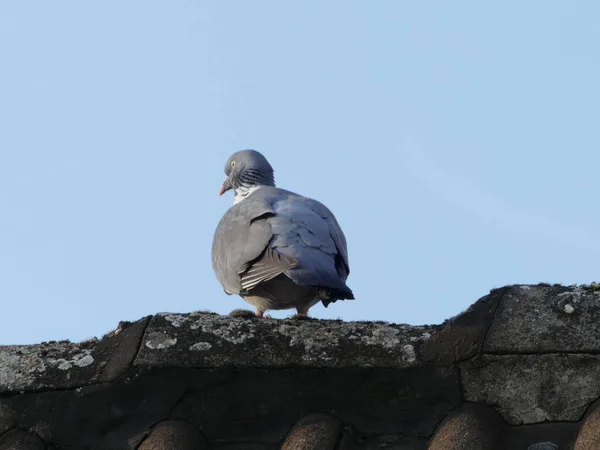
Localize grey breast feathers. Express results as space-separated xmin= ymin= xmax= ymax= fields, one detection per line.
xmin=211 ymin=189 xmax=297 ymax=295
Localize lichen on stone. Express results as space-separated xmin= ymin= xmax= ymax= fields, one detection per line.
xmin=277 ymin=323 xmax=340 ymax=361
xmin=360 ymin=326 xmax=401 ymax=349
xmin=145 ymin=332 xmax=177 ymax=350
xmin=56 ymin=352 xmax=95 ymax=370
xmin=192 ymin=315 xmax=258 ymax=345
xmin=161 ymin=313 xmax=189 ymax=328
xmin=0 ymin=343 xmax=97 ymax=392
xmin=402 ymin=345 xmax=416 ymax=363
xmin=189 ymin=342 xmax=212 ymax=351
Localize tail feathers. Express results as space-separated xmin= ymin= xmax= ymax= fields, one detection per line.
xmin=318 ymin=285 xmax=355 ymax=307
xmin=283 ymin=264 xmax=354 ymax=307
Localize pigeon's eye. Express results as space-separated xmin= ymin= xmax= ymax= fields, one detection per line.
xmin=230 ymin=161 xmax=236 ymax=168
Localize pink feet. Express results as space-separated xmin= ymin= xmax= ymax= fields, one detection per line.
xmin=255 ymin=310 xmax=272 ymax=319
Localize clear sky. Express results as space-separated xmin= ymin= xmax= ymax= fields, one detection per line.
xmin=1 ymin=1 xmax=599 ymax=344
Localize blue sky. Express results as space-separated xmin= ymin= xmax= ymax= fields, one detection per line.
xmin=1 ymin=1 xmax=599 ymax=344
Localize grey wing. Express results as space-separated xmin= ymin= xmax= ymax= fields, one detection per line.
xmin=300 ymin=197 xmax=350 ymax=279
xmin=268 ymin=197 xmax=350 ymax=291
xmin=211 ymin=198 xmax=297 ymax=295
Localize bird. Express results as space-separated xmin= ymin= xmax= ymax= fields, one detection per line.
xmin=211 ymin=149 xmax=354 ymax=318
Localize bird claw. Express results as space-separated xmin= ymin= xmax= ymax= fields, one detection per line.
xmin=291 ymin=313 xmax=310 ymax=320
xmin=255 ymin=310 xmax=272 ymax=319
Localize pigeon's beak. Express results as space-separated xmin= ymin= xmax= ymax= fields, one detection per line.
xmin=219 ymin=178 xmax=233 ymax=196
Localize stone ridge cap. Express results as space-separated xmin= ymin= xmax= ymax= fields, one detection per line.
xmin=0 ymin=311 xmax=439 ymax=350
xmin=2 ymin=281 xmax=598 ymax=349
xmin=155 ymin=310 xmax=440 ymax=328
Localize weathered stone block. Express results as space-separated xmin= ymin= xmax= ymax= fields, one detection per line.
xmin=422 ymin=288 xmax=504 ymax=365
xmin=170 ymin=367 xmax=460 ymax=443
xmin=135 ymin=312 xmax=436 ymax=369
xmin=0 ymin=399 xmax=15 ymax=436
xmin=10 ymin=369 xmax=187 ymax=449
xmin=484 ymin=284 xmax=600 ymax=353
xmin=0 ymin=316 xmax=150 ymax=393
xmin=0 ymin=429 xmax=45 ymax=450
xmin=93 ymin=315 xmax=151 ymax=382
xmin=462 ymin=354 xmax=600 ymax=424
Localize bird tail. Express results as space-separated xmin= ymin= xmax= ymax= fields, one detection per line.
xmin=318 ymin=285 xmax=355 ymax=307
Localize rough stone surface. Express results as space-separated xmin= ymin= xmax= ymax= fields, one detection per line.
xmin=0 ymin=428 xmax=46 ymax=450
xmin=0 ymin=316 xmax=150 ymax=393
xmin=137 ymin=420 xmax=208 ymax=450
xmin=462 ymin=353 xmax=600 ymax=424
xmin=169 ymin=367 xmax=459 ymax=443
xmin=0 ymin=340 xmax=97 ymax=394
xmin=0 ymin=284 xmax=600 ymax=449
xmin=281 ymin=414 xmax=340 ymax=450
xmin=93 ymin=316 xmax=151 ymax=382
xmin=9 ymin=371 xmax=186 ymax=449
xmin=0 ymin=399 xmax=15 ymax=435
xmin=422 ymin=288 xmax=504 ymax=365
xmin=428 ymin=403 xmax=505 ymax=450
xmin=135 ymin=313 xmax=435 ymax=369
xmin=484 ymin=284 xmax=600 ymax=353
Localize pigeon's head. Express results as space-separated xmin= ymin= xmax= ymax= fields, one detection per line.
xmin=219 ymin=149 xmax=276 ymax=197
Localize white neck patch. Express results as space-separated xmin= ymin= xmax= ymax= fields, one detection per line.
xmin=233 ymin=185 xmax=261 ymax=204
